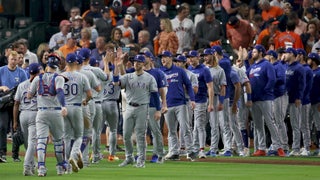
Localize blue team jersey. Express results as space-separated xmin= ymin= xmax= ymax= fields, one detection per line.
xmin=160 ymin=64 xmax=195 ymax=107
xmin=273 ymin=61 xmax=287 ymax=98
xmin=228 ymin=69 xmax=240 ymax=105
xmin=249 ymin=59 xmax=276 ymax=102
xmin=310 ymin=67 xmax=320 ymax=105
xmin=145 ymin=68 xmax=167 ymax=108
xmin=285 ymin=61 xmax=306 ymax=104
xmin=302 ymin=64 xmax=313 ymax=105
xmin=0 ymin=65 xmax=28 ymax=89
xmin=188 ymin=64 xmax=213 ymax=103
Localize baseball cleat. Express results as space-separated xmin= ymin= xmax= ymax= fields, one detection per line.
xmin=277 ymin=148 xmax=286 ymax=157
xmin=166 ymin=154 xmax=180 ymax=161
xmin=69 ymin=158 xmax=79 ymax=173
xmin=222 ymin=150 xmax=233 ymax=157
xmin=156 ymin=156 xmax=164 ymax=164
xmin=252 ymin=150 xmax=266 ymax=156
xmin=300 ymin=149 xmax=311 ymax=156
xmin=77 ymin=153 xmax=84 ymax=169
xmin=198 ymin=150 xmax=206 ymax=159
xmin=187 ymin=152 xmax=196 ymax=161
xmin=150 ymin=154 xmax=158 ymax=163
xmin=118 ymin=157 xmax=134 ymax=167
xmin=289 ymin=150 xmax=300 ymax=157
xmin=37 ymin=166 xmax=47 ymax=177
xmin=23 ymin=167 xmax=34 ymax=176
xmin=134 ymin=162 xmax=145 ymax=168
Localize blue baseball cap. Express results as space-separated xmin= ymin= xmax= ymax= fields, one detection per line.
xmin=266 ymin=50 xmax=278 ymax=59
xmin=76 ymin=54 xmax=84 ymax=64
xmin=201 ymin=48 xmax=213 ymax=56
xmin=142 ymin=51 xmax=155 ymax=60
xmin=28 ymin=63 xmax=42 ymax=75
xmin=66 ymin=53 xmax=77 ymax=63
xmin=174 ymin=55 xmax=187 ymax=62
xmin=159 ymin=50 xmax=173 ymax=57
xmin=133 ymin=54 xmax=145 ymax=62
xmin=186 ymin=50 xmax=199 ymax=57
xmin=254 ymin=44 xmax=266 ymax=54
xmin=211 ymin=45 xmax=223 ymax=54
xmin=296 ymin=48 xmax=306 ymax=56
xmin=79 ymin=48 xmax=91 ymax=59
xmin=285 ymin=48 xmax=297 ymax=56
xmin=308 ymin=52 xmax=320 ymax=61
xmin=89 ymin=57 xmax=99 ymax=66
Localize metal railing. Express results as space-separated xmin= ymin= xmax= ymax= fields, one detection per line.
xmin=0 ymin=21 xmax=47 ymax=53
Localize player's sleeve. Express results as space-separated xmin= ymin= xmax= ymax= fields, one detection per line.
xmin=29 ymin=76 xmax=39 ymax=96
xmin=14 ymin=83 xmax=23 ymax=102
xmin=158 ymin=70 xmax=168 ymax=87
xmin=231 ymin=71 xmax=240 ymax=84
xmin=119 ymin=74 xmax=128 ymax=89
xmin=204 ymin=68 xmax=213 ymax=83
xmin=190 ymin=72 xmax=199 ymax=88
xmin=94 ymin=68 xmax=108 ymax=81
xmin=265 ymin=63 xmax=276 ymax=93
xmin=91 ymin=72 xmax=101 ymax=90
xmin=181 ymin=69 xmax=195 ymax=101
xmin=149 ymin=75 xmax=158 ymax=92
xmin=55 ymin=76 xmax=66 ymax=90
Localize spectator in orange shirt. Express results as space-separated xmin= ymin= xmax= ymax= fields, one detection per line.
xmin=275 ymin=20 xmax=304 ymax=49
xmin=155 ymin=18 xmax=179 ymax=55
xmin=226 ymin=16 xmax=255 ymax=50
xmin=259 ymin=0 xmax=283 ymax=22
xmin=256 ymin=18 xmax=281 ymax=45
xmin=58 ymin=37 xmax=80 ymax=58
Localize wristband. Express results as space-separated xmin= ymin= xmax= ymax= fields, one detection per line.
xmin=113 ymin=75 xmax=119 ymax=82
xmin=219 ymin=95 xmax=225 ymax=104
xmin=247 ymin=93 xmax=252 ymax=101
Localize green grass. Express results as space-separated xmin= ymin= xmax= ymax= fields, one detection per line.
xmin=2 ymin=143 xmax=320 ymax=179
xmin=1 ymin=158 xmax=320 ymax=180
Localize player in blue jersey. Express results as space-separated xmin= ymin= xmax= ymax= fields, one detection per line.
xmin=159 ymin=50 xmax=197 ymax=161
xmin=248 ymin=45 xmax=285 ymax=157
xmin=284 ymin=48 xmax=306 ymax=156
xmin=187 ymin=50 xmax=214 ymax=158
xmin=296 ymin=48 xmax=312 ymax=156
xmin=265 ymin=50 xmax=289 ymax=155
xmin=308 ymin=53 xmax=320 ymax=156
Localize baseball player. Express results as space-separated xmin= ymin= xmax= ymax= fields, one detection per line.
xmin=187 ymin=50 xmax=214 ymax=158
xmin=27 ymin=55 xmax=68 ymax=176
xmin=202 ymin=48 xmax=226 ymax=157
xmin=79 ymin=48 xmax=103 ymax=165
xmin=173 ymin=54 xmax=198 ymax=156
xmin=265 ymin=50 xmax=289 ymax=155
xmin=114 ymin=54 xmax=160 ymax=168
xmin=159 ymin=50 xmax=197 ymax=161
xmin=100 ymin=46 xmax=121 ymax=162
xmin=284 ymin=48 xmax=306 ymax=156
xmin=248 ymin=44 xmax=285 ymax=157
xmin=296 ymin=48 xmax=312 ymax=156
xmin=13 ymin=63 xmax=41 ymax=176
xmin=143 ymin=51 xmax=168 ymax=163
xmin=61 ymin=53 xmax=92 ymax=173
xmin=308 ymin=53 xmax=320 ymax=156
xmin=84 ymin=54 xmax=109 ymax=164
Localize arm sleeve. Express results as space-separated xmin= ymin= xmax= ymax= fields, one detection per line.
xmin=151 ymin=92 xmax=161 ymax=111
xmin=56 ymin=88 xmax=66 ymax=107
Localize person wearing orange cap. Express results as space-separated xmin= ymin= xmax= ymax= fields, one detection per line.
xmin=49 ymin=20 xmax=72 ymax=50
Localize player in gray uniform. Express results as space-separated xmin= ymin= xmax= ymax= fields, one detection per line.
xmin=61 ymin=53 xmax=92 ymax=173
xmin=114 ymin=54 xmax=160 ymax=168
xmin=27 ymin=56 xmax=68 ymax=176
xmin=143 ymin=51 xmax=168 ymax=163
xmin=173 ymin=55 xmax=198 ymax=156
xmin=78 ymin=48 xmax=102 ymax=166
xmin=202 ymin=48 xmax=226 ymax=157
xmin=80 ymin=50 xmax=108 ymax=164
xmin=13 ymin=63 xmax=42 ymax=176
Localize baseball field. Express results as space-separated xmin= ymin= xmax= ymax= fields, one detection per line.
xmin=1 ymin=143 xmax=320 ymax=180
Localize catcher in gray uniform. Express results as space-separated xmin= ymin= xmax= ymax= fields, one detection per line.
xmin=27 ymin=55 xmax=68 ymax=176
xmin=61 ymin=53 xmax=92 ymax=173
xmin=13 ymin=63 xmax=42 ymax=176
xmin=114 ymin=54 xmax=160 ymax=168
